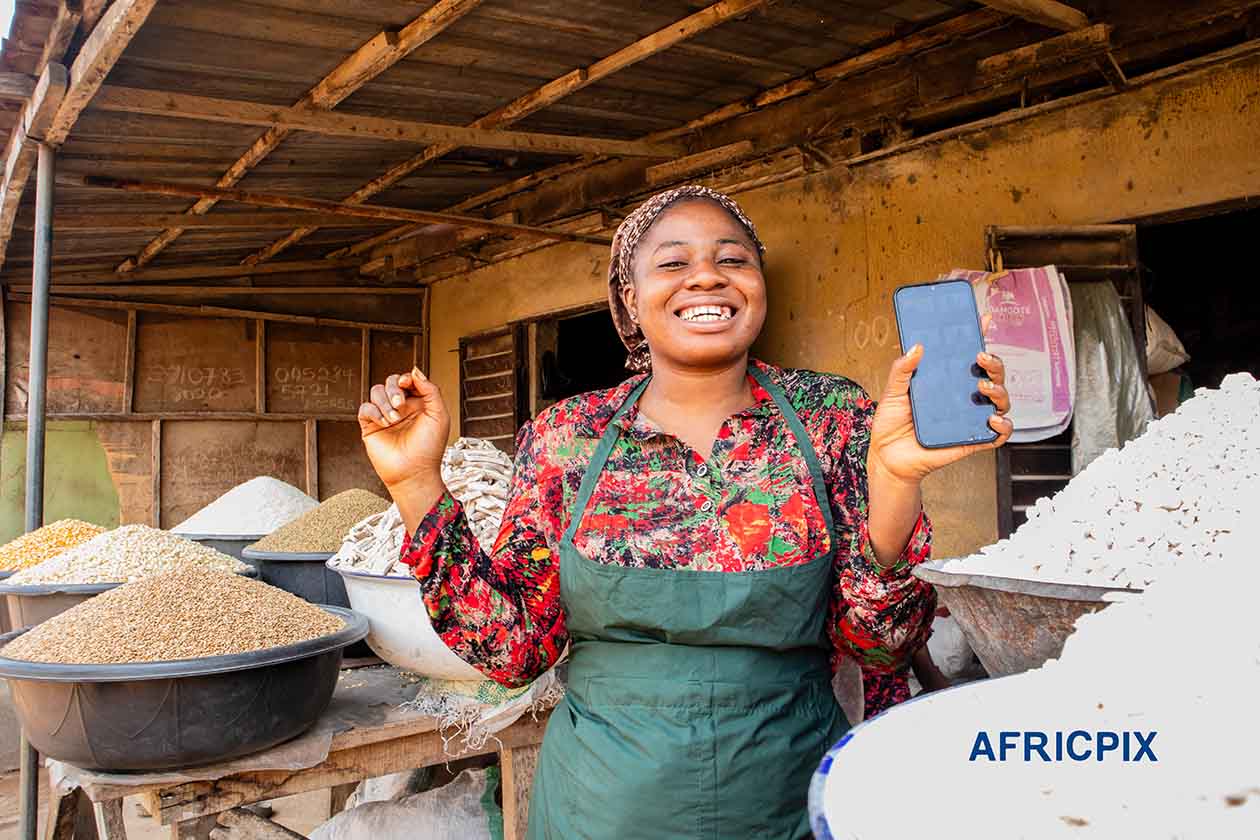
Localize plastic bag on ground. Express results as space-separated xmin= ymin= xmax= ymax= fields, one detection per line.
xmin=925 ymin=615 xmax=985 ymax=682
xmin=1144 ymin=304 xmax=1190 ymax=375
xmin=310 ymin=767 xmax=502 ymax=840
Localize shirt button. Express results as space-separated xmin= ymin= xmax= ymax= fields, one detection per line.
xmin=695 ymin=464 xmax=709 ymax=477
xmin=700 ymin=500 xmax=714 ymax=513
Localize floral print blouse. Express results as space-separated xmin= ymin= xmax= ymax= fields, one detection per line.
xmin=401 ymin=359 xmax=937 ymax=714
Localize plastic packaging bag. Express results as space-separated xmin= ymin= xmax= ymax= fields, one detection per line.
xmin=311 ymin=767 xmax=502 ymax=840
xmin=947 ymin=267 xmax=1076 ymax=442
xmin=1068 ymin=282 xmax=1155 ymax=474
xmin=1145 ymin=305 xmax=1190 ymax=375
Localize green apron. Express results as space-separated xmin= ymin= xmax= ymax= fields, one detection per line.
xmin=527 ymin=366 xmax=851 ymax=840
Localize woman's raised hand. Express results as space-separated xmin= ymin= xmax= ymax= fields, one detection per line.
xmin=868 ymin=321 xmax=1014 ymax=486
xmin=358 ymin=367 xmax=450 ymax=492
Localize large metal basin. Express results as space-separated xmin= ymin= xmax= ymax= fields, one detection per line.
xmin=912 ymin=560 xmax=1141 ymax=676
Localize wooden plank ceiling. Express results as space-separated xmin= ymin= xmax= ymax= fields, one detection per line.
xmin=0 ymin=0 xmax=985 ymax=281
xmin=0 ymin=0 xmax=1253 ymax=292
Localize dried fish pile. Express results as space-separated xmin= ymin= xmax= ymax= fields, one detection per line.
xmin=330 ymin=438 xmax=513 ymax=575
xmin=8 ymin=525 xmax=248 ymax=585
xmin=1 ymin=567 xmax=344 ymax=664
xmin=441 ymin=438 xmax=513 ymax=553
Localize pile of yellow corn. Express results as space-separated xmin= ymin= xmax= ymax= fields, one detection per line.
xmin=0 ymin=519 xmax=105 ymax=572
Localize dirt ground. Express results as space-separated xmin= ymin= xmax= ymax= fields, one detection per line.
xmin=0 ymin=769 xmax=333 ymax=840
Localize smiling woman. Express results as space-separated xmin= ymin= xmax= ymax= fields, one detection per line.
xmin=357 ymin=185 xmax=1013 ymax=840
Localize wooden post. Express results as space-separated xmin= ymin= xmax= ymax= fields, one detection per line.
xmin=359 ymin=328 xmax=370 ymax=403
xmin=92 ymin=799 xmax=127 ymax=840
xmin=122 ymin=309 xmax=137 ymax=413
xmin=304 ymin=419 xmax=318 ymax=499
xmin=419 ymin=287 xmax=430 ymax=371
xmin=254 ymin=320 xmax=266 ymax=414
xmin=151 ymin=419 xmax=161 ymax=527
xmin=500 ymin=744 xmax=541 ymax=840
xmin=328 ymin=783 xmax=356 ymax=818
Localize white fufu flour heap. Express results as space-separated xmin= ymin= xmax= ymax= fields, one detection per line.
xmin=943 ymin=372 xmax=1260 ymax=588
xmin=172 ymin=476 xmax=318 ymax=538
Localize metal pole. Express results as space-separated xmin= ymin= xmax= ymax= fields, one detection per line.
xmin=18 ymin=142 xmax=55 ymax=840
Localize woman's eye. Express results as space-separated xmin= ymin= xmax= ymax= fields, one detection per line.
xmin=658 ymin=260 xmax=687 ymax=269
xmin=719 ymin=257 xmax=747 ymax=265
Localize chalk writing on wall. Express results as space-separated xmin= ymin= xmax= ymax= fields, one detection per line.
xmin=271 ymin=365 xmax=357 ymax=412
xmin=144 ymin=364 xmax=248 ymax=405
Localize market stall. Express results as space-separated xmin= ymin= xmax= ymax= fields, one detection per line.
xmin=0 ymin=0 xmax=1256 ymax=838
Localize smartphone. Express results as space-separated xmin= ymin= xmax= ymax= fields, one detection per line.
xmin=892 ymin=279 xmax=998 ymax=449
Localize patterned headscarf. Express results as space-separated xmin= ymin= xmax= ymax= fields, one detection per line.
xmin=607 ymin=185 xmax=766 ymax=372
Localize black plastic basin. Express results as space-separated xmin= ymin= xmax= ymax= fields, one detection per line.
xmin=241 ymin=548 xmax=347 ymax=606
xmin=0 ymin=568 xmax=258 ymax=630
xmin=0 ymin=605 xmax=368 ymax=771
xmin=177 ymin=534 xmax=262 ymax=565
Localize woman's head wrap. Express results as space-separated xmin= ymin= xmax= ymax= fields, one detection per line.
xmin=606 ymin=185 xmax=765 ymax=372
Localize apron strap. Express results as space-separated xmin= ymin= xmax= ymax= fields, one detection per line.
xmin=747 ymin=365 xmax=836 ymax=540
xmin=563 ymin=376 xmax=649 ymax=545
xmin=563 ymin=364 xmax=836 ymax=547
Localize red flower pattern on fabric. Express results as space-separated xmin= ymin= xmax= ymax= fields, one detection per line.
xmin=399 ymin=359 xmax=935 ymax=696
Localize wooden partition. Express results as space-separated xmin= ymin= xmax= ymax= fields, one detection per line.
xmin=1 ymin=293 xmax=424 ymax=530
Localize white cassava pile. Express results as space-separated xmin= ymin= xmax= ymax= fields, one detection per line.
xmin=172 ymin=476 xmax=318 ymax=537
xmin=330 ymin=438 xmax=514 ymax=575
xmin=819 ymin=512 xmax=1260 ymax=838
xmin=441 ymin=438 xmax=513 ymax=553
xmin=943 ymin=372 xmax=1260 ymax=588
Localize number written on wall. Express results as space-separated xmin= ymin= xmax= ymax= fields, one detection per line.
xmin=144 ymin=364 xmax=247 ymax=404
xmin=272 ymin=365 xmax=358 ymax=411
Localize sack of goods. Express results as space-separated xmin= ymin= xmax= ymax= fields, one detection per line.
xmin=948 ymin=266 xmax=1075 ymax=442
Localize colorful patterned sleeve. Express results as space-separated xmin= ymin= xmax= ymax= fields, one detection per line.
xmin=398 ymin=419 xmax=565 ymax=688
xmin=825 ymin=383 xmax=937 ymax=677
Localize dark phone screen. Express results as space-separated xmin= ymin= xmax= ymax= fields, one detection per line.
xmin=893 ymin=280 xmax=997 ymax=449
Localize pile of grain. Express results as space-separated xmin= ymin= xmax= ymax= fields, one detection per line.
xmin=250 ymin=489 xmax=389 ymax=554
xmin=173 ymin=477 xmax=317 ymax=537
xmin=8 ymin=525 xmax=248 ymax=585
xmin=0 ymin=520 xmax=105 ymax=572
xmin=942 ymin=372 xmax=1260 ymax=588
xmin=1 ymin=566 xmax=344 ymax=664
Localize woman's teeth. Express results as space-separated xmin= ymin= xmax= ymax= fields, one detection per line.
xmin=678 ymin=305 xmax=733 ymax=322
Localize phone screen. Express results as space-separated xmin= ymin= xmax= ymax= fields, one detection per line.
xmin=893 ymin=279 xmax=997 ymax=449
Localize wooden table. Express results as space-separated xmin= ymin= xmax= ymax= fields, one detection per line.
xmin=42 ymin=666 xmax=549 ymax=840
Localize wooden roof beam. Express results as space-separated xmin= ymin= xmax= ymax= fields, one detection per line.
xmin=90 ymin=86 xmax=685 ymax=159
xmin=47 ymin=258 xmax=366 ymax=283
xmin=333 ymin=8 xmax=1008 ymax=262
xmin=4 ymin=284 xmax=423 ymax=296
xmin=241 ymin=0 xmax=774 ymax=267
xmin=0 ymin=0 xmax=158 ymax=270
xmin=114 ymin=0 xmax=485 ymax=275
xmin=0 ymin=64 xmax=69 ymax=271
xmin=16 ymin=211 xmax=391 ymax=231
xmin=34 ymin=0 xmax=81 ymax=79
xmin=976 ymin=1 xmax=1089 ymax=32
xmin=0 ymin=73 xmax=37 ymax=101
xmin=74 ymin=175 xmax=613 ymax=245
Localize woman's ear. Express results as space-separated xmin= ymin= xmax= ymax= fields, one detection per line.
xmin=620 ymin=283 xmax=638 ymax=323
